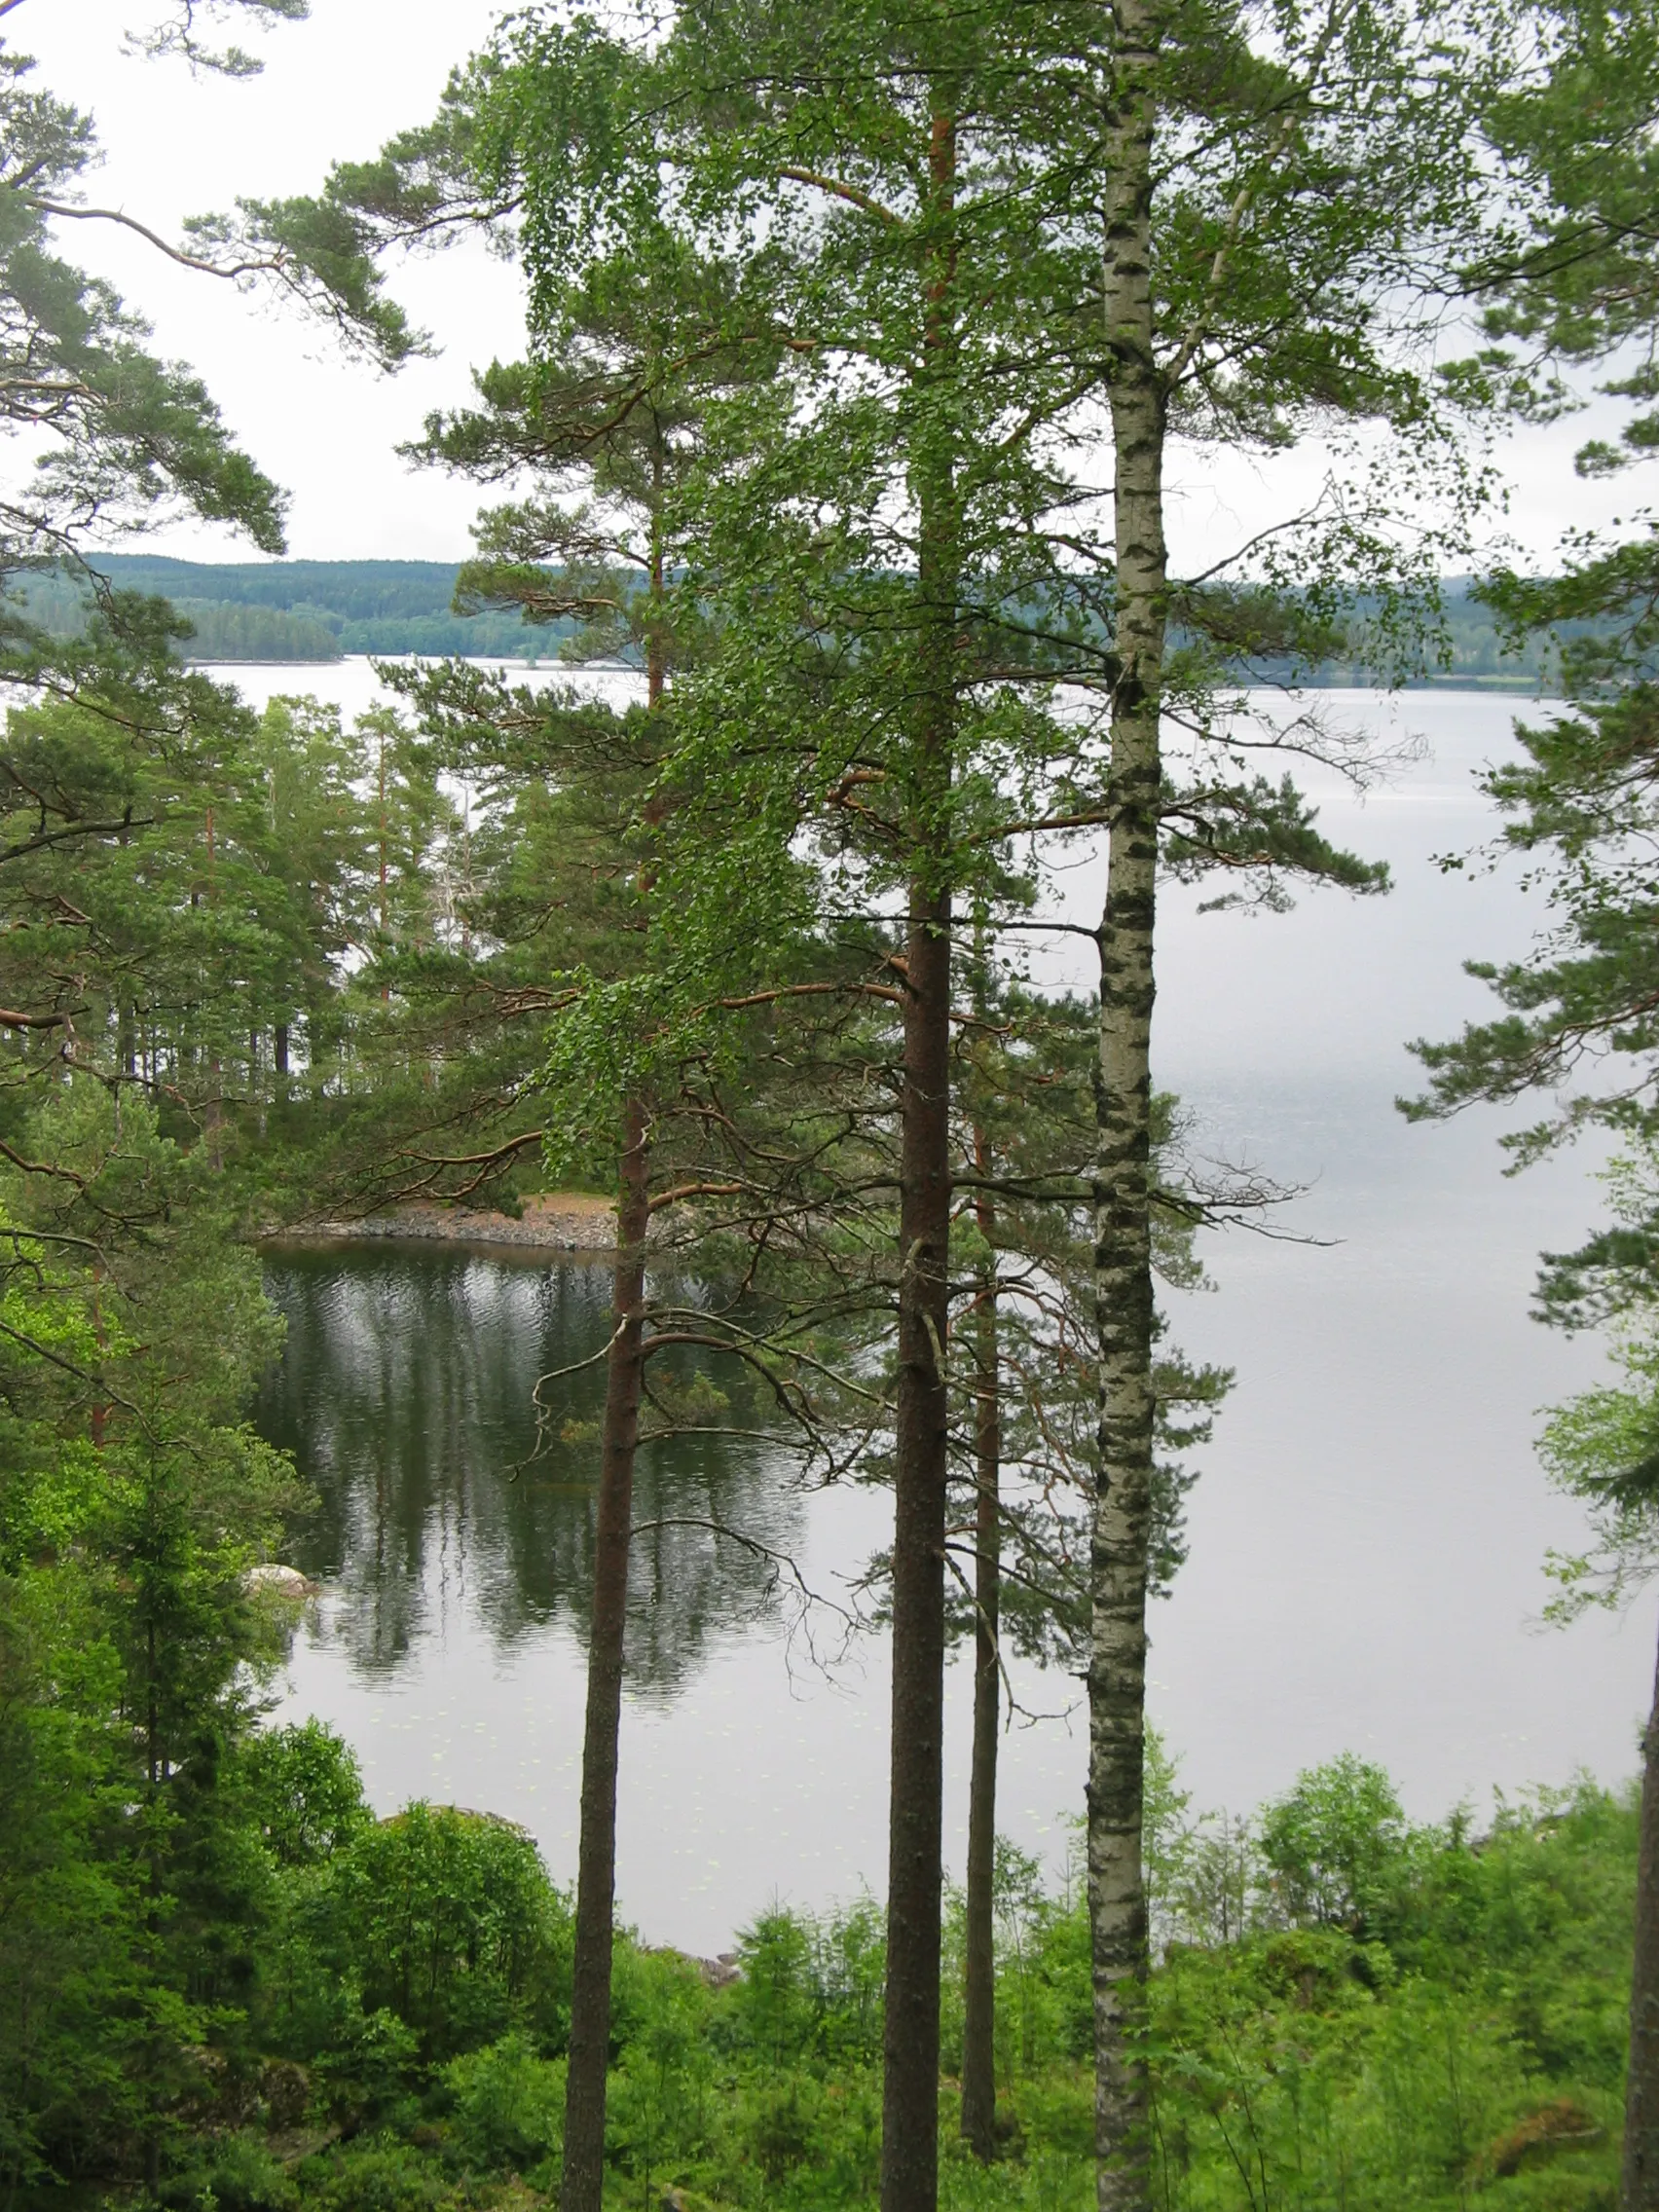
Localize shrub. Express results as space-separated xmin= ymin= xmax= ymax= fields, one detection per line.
xmin=443 ymin=2032 xmax=564 ymax=2172
xmin=328 ymin=1806 xmax=571 ymax=2061
xmin=305 ymin=2000 xmax=422 ymax=2134
xmin=1257 ymin=1753 xmax=1415 ymax=1934
xmin=157 ymin=2133 xmax=299 ymax=2212
xmin=294 ymin=2135 xmax=455 ymax=2212
xmin=242 ymin=1720 xmax=369 ymax=1868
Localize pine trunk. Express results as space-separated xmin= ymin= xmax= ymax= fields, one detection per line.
xmin=882 ymin=870 xmax=952 ymax=2212
xmin=205 ymin=1058 xmax=224 ymax=1170
xmin=1624 ymin=1614 xmax=1659 ymax=2212
xmin=561 ymin=1096 xmax=650 ymax=2212
xmin=1090 ymin=7 xmax=1166 ymax=2208
xmin=960 ymin=1169 xmax=1001 ymax=2162
xmin=880 ymin=100 xmax=958 ymax=2212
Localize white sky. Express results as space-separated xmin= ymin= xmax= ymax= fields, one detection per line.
xmin=17 ymin=0 xmax=1644 ymax=570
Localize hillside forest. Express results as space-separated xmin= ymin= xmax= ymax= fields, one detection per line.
xmin=18 ymin=559 xmax=1562 ymax=682
xmin=6 ymin=6 xmax=1659 ymax=2212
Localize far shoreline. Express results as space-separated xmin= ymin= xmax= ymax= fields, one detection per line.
xmin=262 ymin=1191 xmax=622 ymax=1259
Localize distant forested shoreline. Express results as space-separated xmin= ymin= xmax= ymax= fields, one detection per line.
xmin=14 ymin=555 xmax=1562 ymax=684
xmin=19 ymin=556 xmax=578 ymax=663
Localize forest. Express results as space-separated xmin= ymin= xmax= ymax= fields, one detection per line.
xmin=20 ymin=557 xmax=1556 ymax=678
xmin=19 ymin=561 xmax=580 ymax=664
xmin=3 ymin=3 xmax=1659 ymax=2212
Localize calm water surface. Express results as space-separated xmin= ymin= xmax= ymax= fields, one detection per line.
xmin=233 ymin=665 xmax=1655 ymax=1951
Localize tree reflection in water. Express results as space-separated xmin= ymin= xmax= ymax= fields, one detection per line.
xmin=255 ymin=1242 xmax=804 ymax=1695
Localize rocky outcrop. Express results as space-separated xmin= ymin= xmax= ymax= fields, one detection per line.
xmin=241 ymin=1564 xmax=319 ymax=1599
xmin=271 ymin=1193 xmax=624 ymax=1254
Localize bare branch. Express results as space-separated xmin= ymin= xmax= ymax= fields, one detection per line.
xmin=27 ymin=197 xmax=287 ymax=282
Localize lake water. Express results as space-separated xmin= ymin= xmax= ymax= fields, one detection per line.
xmin=217 ymin=661 xmax=1653 ymax=1953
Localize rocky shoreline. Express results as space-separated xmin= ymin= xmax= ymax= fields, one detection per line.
xmin=267 ymin=1192 xmax=623 ymax=1255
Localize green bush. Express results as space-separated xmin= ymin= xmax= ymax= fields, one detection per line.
xmin=326 ymin=1806 xmax=572 ymax=2062
xmin=157 ymin=2133 xmax=300 ymax=2212
xmin=1132 ymin=1768 xmax=1636 ymax=2212
xmin=442 ymin=2032 xmax=564 ymax=2173
xmin=2 ymin=1571 xmax=1639 ymax=2212
xmin=242 ymin=1720 xmax=370 ymax=1869
xmin=1257 ymin=1752 xmax=1414 ymax=1933
xmin=721 ymin=1897 xmax=886 ymax=2072
xmin=304 ymin=1999 xmax=422 ymax=2134
xmin=294 ymin=2135 xmax=456 ymax=2212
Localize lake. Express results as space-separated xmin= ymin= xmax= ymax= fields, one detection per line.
xmin=215 ymin=661 xmax=1651 ymax=1954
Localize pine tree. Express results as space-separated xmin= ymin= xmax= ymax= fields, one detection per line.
xmin=379 ymin=235 xmax=788 ymax=2212
xmin=269 ymin=9 xmax=1503 ymax=2206
xmin=1401 ymin=14 xmax=1659 ymax=2200
xmin=946 ymin=975 xmax=1233 ymax=2160
xmin=1532 ymin=1254 xmax=1659 ymax=2212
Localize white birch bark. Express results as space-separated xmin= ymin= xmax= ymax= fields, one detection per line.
xmin=1090 ymin=2 xmax=1166 ymax=2204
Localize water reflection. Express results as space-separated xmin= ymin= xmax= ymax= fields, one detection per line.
xmin=256 ymin=1241 xmax=801 ymax=1696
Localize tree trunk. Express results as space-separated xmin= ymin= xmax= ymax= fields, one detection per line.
xmin=205 ymin=1058 xmax=224 ymax=1171
xmin=960 ymin=1157 xmax=1001 ymax=2162
xmin=881 ymin=99 xmax=958 ymax=2212
xmin=560 ymin=1096 xmax=650 ymax=2212
xmin=1624 ymin=1612 xmax=1659 ymax=2212
xmin=1090 ymin=7 xmax=1166 ymax=2208
xmin=883 ymin=869 xmax=952 ymax=2212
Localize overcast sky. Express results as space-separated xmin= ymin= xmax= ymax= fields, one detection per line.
xmin=18 ymin=0 xmax=1644 ymax=571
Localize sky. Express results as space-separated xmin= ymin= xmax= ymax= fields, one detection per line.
xmin=17 ymin=0 xmax=1646 ymax=571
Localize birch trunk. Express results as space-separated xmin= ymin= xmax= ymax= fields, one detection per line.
xmin=1090 ymin=4 xmax=1166 ymax=2206
xmin=880 ymin=100 xmax=958 ymax=2212
xmin=560 ymin=1096 xmax=650 ymax=2212
xmin=1624 ymin=1613 xmax=1659 ymax=2212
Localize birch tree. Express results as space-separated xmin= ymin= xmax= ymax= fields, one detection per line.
xmin=947 ymin=980 xmax=1234 ymax=2160
xmin=1039 ymin=2 xmax=1509 ymax=2194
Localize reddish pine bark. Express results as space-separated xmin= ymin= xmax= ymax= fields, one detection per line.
xmin=560 ymin=1097 xmax=650 ymax=2212
xmin=1624 ymin=1617 xmax=1659 ymax=2212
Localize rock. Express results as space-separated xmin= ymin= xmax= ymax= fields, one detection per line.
xmin=639 ymin=1943 xmax=745 ymax=1990
xmin=242 ymin=1564 xmax=319 ymax=1598
xmin=266 ymin=1192 xmax=630 ymax=1254
xmin=261 ymin=2058 xmax=311 ymax=2132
